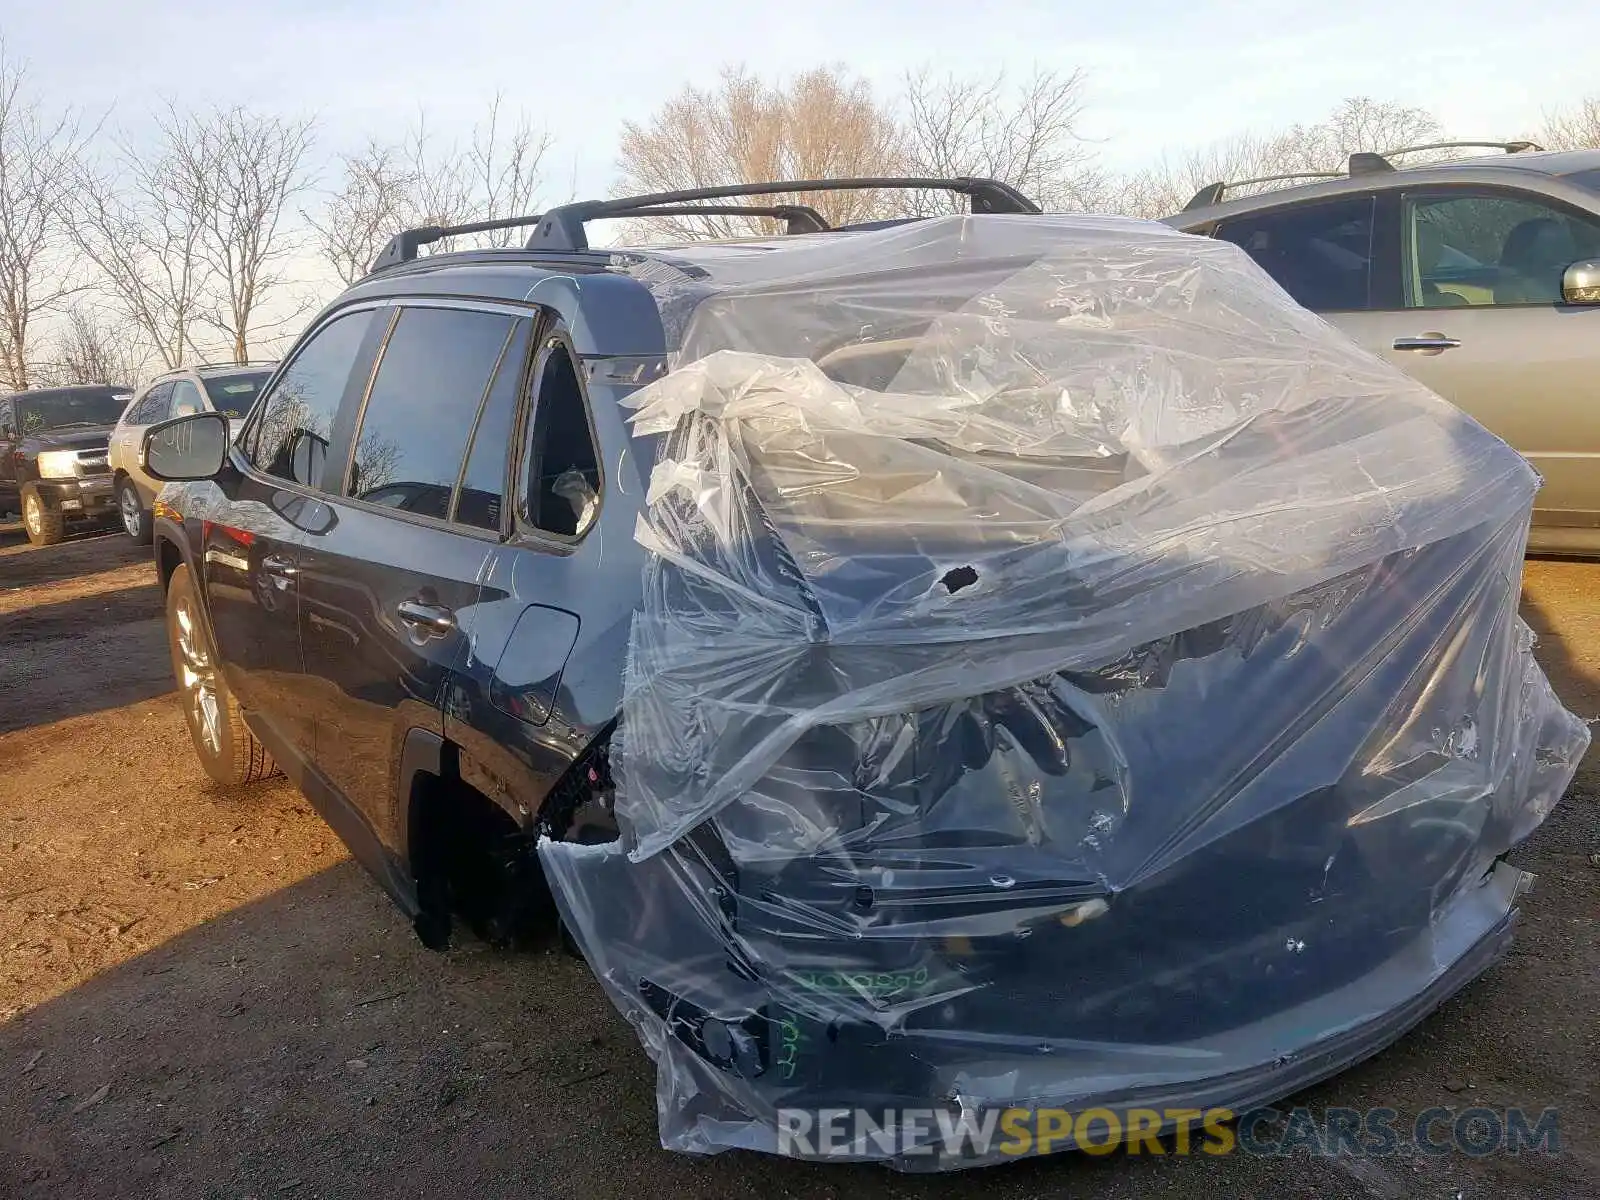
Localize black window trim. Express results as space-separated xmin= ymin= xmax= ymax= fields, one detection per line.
xmin=326 ymin=296 xmax=548 ymax=543
xmin=510 ymin=322 xmax=607 ymax=551
xmin=447 ymin=318 xmax=535 ymax=533
xmin=1390 ymin=182 xmax=1600 ymax=312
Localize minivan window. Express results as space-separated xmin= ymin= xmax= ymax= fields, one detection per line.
xmin=523 ymin=337 xmax=601 ymax=538
xmin=455 ymin=319 xmax=534 ymax=531
xmin=1214 ymin=196 xmax=1377 ymax=311
xmin=251 ymin=310 xmax=375 ymax=487
xmin=171 ymin=379 xmax=205 ymax=418
xmin=129 ymin=384 xmax=174 ymax=426
xmin=346 ymin=306 xmax=517 ymax=521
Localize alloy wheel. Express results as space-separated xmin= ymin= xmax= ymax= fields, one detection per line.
xmin=174 ymin=596 xmax=222 ymax=756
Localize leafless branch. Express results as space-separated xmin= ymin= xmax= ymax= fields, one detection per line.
xmin=898 ymin=66 xmax=1101 ymax=215
xmin=1540 ymin=96 xmax=1600 ymax=151
xmin=0 ymin=41 xmax=98 ymax=389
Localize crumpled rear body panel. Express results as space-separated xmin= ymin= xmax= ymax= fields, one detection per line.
xmin=540 ymin=214 xmax=1589 ymax=1169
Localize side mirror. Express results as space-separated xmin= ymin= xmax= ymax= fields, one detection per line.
xmin=141 ymin=411 xmax=230 ymax=482
xmin=1562 ymin=259 xmax=1600 ymax=305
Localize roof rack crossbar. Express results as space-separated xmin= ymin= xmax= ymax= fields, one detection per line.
xmin=367 ymin=177 xmax=1039 ymax=272
xmin=525 ymin=177 xmax=1038 ymax=252
xmin=591 ymin=202 xmax=831 ymax=234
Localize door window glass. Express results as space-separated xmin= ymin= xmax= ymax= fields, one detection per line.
xmin=1214 ymin=196 xmax=1376 ymax=311
xmin=346 ymin=306 xmax=517 ymax=521
xmin=1404 ymin=192 xmax=1600 ymax=307
xmin=251 ymin=310 xmax=375 ymax=486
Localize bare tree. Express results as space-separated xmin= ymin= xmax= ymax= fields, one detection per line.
xmin=69 ymin=123 xmax=213 ymax=370
xmin=308 ymin=99 xmax=551 ymax=281
xmin=304 ymin=138 xmax=413 ymax=285
xmin=898 ymin=66 xmax=1101 ymax=214
xmin=615 ymin=66 xmax=901 ymax=239
xmin=32 ymin=302 xmax=150 ymax=387
xmin=468 ymin=96 xmax=554 ymax=246
xmin=0 ymin=43 xmax=95 ymax=390
xmin=164 ymin=105 xmax=315 ymax=363
xmin=1541 ymin=97 xmax=1600 ymax=150
xmin=1106 ymin=97 xmax=1447 ymax=219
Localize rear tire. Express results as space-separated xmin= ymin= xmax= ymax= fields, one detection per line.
xmin=165 ymin=563 xmax=278 ymax=786
xmin=21 ymin=484 xmax=65 ymax=547
xmin=118 ymin=478 xmax=152 ymax=544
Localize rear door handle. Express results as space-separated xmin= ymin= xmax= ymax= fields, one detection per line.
xmin=260 ymin=553 xmax=298 ymax=577
xmin=1393 ymin=334 xmax=1461 ymax=354
xmin=397 ymin=599 xmax=456 ymax=636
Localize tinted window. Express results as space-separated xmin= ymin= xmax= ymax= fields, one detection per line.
xmin=252 ymin=310 xmax=374 ymax=487
xmin=1215 ymin=197 xmax=1376 ymax=311
xmin=346 ymin=306 xmax=517 ymax=521
xmin=130 ymin=384 xmax=173 ymax=426
xmin=1405 ymin=192 xmax=1600 ymax=307
xmin=524 ymin=338 xmax=601 ymax=538
xmin=202 ymin=369 xmax=272 ymax=418
xmin=455 ymin=320 xmax=533 ymax=531
xmin=171 ymin=379 xmax=205 ymax=417
xmin=14 ymin=388 xmax=129 ymax=433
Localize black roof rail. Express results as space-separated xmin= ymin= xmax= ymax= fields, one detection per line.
xmin=369 ymin=177 xmax=1040 ymax=271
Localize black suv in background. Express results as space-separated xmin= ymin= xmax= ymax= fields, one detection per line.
xmin=0 ymin=384 xmax=133 ymax=546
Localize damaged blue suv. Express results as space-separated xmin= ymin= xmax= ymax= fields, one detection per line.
xmin=139 ymin=178 xmax=1586 ymax=1170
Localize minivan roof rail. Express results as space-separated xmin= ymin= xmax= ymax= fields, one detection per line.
xmin=1182 ymin=139 xmax=1549 ymax=211
xmin=369 ymin=177 xmax=1042 ymax=272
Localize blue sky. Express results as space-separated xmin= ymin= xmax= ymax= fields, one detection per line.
xmin=8 ymin=0 xmax=1598 ymax=204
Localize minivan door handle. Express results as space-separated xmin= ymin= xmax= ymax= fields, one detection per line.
xmin=397 ymin=599 xmax=456 ymax=636
xmin=1393 ymin=333 xmax=1462 ymax=354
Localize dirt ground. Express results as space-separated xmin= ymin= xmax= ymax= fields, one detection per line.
xmin=0 ymin=522 xmax=1595 ymax=1200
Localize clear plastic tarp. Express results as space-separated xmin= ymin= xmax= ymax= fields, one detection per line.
xmin=540 ymin=214 xmax=1589 ymax=1169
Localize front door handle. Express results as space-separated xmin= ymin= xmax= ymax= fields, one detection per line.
xmin=1393 ymin=333 xmax=1462 ymax=354
xmin=397 ymin=599 xmax=456 ymax=637
xmin=260 ymin=553 xmax=298 ymax=577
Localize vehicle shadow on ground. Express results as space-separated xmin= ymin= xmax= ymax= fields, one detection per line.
xmin=0 ymin=529 xmax=145 ymax=590
xmin=0 ymin=585 xmax=170 ymax=734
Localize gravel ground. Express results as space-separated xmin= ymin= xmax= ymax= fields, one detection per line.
xmin=0 ymin=522 xmax=1595 ymax=1200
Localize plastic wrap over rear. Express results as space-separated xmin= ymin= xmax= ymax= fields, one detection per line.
xmin=541 ymin=214 xmax=1589 ymax=1169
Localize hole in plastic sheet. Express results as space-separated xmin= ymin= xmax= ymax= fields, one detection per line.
xmin=940 ymin=565 xmax=979 ymax=594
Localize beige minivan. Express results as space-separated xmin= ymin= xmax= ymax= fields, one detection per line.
xmin=1168 ymin=144 xmax=1600 ymax=555
xmin=108 ymin=363 xmax=275 ymax=542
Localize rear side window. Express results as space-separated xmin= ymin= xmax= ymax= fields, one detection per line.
xmin=129 ymin=384 xmax=173 ymax=426
xmin=252 ymin=310 xmax=375 ymax=486
xmin=1215 ymin=196 xmax=1377 ymax=311
xmin=346 ymin=306 xmax=518 ymax=521
xmin=523 ymin=336 xmax=601 ymax=538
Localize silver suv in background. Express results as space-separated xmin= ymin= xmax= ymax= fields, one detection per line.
xmin=108 ymin=362 xmax=276 ymax=542
xmin=1166 ymin=143 xmax=1600 ymax=555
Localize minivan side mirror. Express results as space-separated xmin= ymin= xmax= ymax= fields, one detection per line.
xmin=1562 ymin=259 xmax=1600 ymax=305
xmin=141 ymin=411 xmax=231 ymax=482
